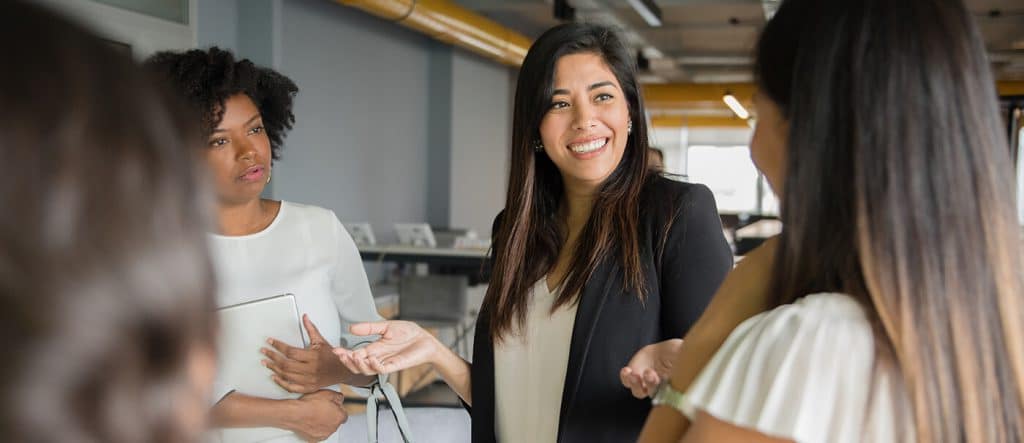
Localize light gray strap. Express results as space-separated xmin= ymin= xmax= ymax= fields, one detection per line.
xmin=366 ymin=385 xmax=379 ymax=443
xmin=366 ymin=373 xmax=414 ymax=443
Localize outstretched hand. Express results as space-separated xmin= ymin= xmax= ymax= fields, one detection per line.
xmin=332 ymin=320 xmax=441 ymax=375
xmin=620 ymin=338 xmax=683 ymax=398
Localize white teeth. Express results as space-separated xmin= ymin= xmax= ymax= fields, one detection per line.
xmin=569 ymin=138 xmax=607 ymax=154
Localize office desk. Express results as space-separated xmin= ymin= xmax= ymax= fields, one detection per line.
xmin=358 ymin=245 xmax=489 ymax=268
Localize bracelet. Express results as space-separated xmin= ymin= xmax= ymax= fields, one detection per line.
xmin=651 ymin=380 xmax=688 ymax=414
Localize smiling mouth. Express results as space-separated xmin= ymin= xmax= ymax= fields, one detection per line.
xmin=568 ymin=138 xmax=608 ymax=154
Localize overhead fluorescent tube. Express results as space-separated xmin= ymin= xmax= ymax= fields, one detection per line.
xmin=723 ymin=93 xmax=750 ymax=120
xmin=626 ymin=0 xmax=663 ymax=27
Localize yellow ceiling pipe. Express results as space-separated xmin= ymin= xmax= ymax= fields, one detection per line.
xmin=1000 ymin=81 xmax=1024 ymax=96
xmin=647 ymin=81 xmax=1024 ymax=108
xmin=648 ymin=81 xmax=1024 ymax=127
xmin=644 ymin=83 xmax=755 ymax=110
xmin=335 ymin=0 xmax=531 ymax=67
xmin=651 ymin=115 xmax=751 ymax=129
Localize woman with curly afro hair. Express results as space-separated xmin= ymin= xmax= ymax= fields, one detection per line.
xmin=145 ymin=47 xmax=382 ymax=442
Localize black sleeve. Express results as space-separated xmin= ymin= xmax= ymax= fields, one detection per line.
xmin=659 ymin=184 xmax=733 ymax=339
xmin=490 ymin=210 xmax=504 ymax=260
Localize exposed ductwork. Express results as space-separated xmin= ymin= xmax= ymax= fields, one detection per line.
xmin=334 ymin=0 xmax=531 ymax=67
xmin=646 ymin=81 xmax=1024 ymax=127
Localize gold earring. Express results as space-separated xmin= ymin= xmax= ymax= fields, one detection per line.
xmin=266 ymin=172 xmax=272 ymax=184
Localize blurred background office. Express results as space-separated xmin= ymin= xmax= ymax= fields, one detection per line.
xmin=29 ymin=0 xmax=1024 ymax=438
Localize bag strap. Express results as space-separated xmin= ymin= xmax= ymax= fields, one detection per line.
xmin=366 ymin=373 xmax=414 ymax=443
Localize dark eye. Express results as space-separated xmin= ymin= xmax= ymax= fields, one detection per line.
xmin=248 ymin=125 xmax=265 ymax=135
xmin=595 ymin=93 xmax=613 ymax=102
xmin=208 ymin=138 xmax=228 ymax=147
xmin=549 ymin=101 xmax=569 ymax=110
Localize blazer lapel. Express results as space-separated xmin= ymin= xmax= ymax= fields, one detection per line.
xmin=555 ymin=258 xmax=619 ymax=441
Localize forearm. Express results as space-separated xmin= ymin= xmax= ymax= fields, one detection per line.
xmin=210 ymin=392 xmax=302 ymax=431
xmin=429 ymin=338 xmax=473 ymax=405
xmin=640 ymin=239 xmax=778 ymax=443
xmin=322 ymin=367 xmax=376 ymax=388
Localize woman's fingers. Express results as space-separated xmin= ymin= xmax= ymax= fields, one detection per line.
xmin=349 ymin=321 xmax=391 ymax=336
xmin=620 ymin=367 xmax=647 ymax=399
xmin=272 ymin=374 xmax=315 ymax=394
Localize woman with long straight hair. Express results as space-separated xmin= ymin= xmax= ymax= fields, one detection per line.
xmin=0 ymin=1 xmax=218 ymax=441
xmin=334 ymin=23 xmax=733 ymax=442
xmin=638 ymin=0 xmax=1024 ymax=441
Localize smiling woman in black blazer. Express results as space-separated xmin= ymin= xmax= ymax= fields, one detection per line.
xmin=334 ymin=23 xmax=732 ymax=442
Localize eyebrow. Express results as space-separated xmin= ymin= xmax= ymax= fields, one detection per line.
xmin=212 ymin=114 xmax=262 ymax=133
xmin=551 ymin=81 xmax=617 ymax=96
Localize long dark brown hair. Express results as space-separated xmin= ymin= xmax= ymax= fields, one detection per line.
xmin=483 ymin=23 xmax=656 ymax=342
xmin=760 ymin=0 xmax=1024 ymax=440
xmin=0 ymin=2 xmax=217 ymax=442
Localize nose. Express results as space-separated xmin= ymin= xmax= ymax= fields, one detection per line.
xmin=234 ymin=135 xmax=256 ymax=161
xmin=572 ymin=102 xmax=598 ymax=131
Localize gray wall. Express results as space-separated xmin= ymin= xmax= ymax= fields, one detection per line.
xmin=194 ymin=0 xmax=517 ymax=243
xmin=196 ymin=0 xmax=236 ymax=51
xmin=275 ymin=0 xmax=433 ymax=244
xmin=449 ymin=50 xmax=513 ymax=238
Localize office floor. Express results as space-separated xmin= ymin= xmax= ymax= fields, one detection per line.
xmin=339 ymin=406 xmax=471 ymax=443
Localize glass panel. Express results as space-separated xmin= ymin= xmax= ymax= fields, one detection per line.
xmin=686 ymin=145 xmax=760 ymax=213
xmin=759 ymin=175 xmax=780 ymax=216
xmin=93 ymin=0 xmax=188 ymax=24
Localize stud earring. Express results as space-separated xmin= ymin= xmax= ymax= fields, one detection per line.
xmin=533 ymin=139 xmax=544 ymax=152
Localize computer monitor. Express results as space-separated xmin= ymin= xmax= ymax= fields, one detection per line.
xmin=394 ymin=223 xmax=436 ymax=248
xmin=344 ymin=223 xmax=376 ymax=246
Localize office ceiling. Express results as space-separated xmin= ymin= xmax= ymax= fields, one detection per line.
xmin=453 ymin=0 xmax=1024 ymax=83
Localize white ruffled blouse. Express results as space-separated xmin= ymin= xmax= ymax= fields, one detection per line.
xmin=681 ymin=293 xmax=914 ymax=443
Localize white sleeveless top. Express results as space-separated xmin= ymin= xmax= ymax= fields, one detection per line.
xmin=494 ymin=279 xmax=579 ymax=443
xmin=681 ymin=293 xmax=914 ymax=442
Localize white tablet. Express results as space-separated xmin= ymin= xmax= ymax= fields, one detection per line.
xmin=217 ymin=293 xmax=306 ymax=400
xmin=216 ymin=294 xmax=306 ymax=442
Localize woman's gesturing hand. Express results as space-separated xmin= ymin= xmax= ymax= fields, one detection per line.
xmin=332 ymin=320 xmax=442 ymax=375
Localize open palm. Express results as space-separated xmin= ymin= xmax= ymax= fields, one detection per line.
xmin=332 ymin=320 xmax=440 ymax=375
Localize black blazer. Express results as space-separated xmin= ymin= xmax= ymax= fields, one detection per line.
xmin=468 ymin=177 xmax=734 ymax=443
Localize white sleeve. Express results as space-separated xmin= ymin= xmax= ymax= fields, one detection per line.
xmin=680 ymin=294 xmax=877 ymax=443
xmin=210 ymin=380 xmax=234 ymax=406
xmin=328 ymin=211 xmax=383 ymax=349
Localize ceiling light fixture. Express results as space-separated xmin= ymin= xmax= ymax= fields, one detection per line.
xmin=723 ymin=93 xmax=750 ymax=120
xmin=626 ymin=0 xmax=662 ymax=27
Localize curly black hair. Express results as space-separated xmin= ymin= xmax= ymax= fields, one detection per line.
xmin=143 ymin=47 xmax=298 ymax=159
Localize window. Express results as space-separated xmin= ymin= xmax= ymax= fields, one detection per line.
xmin=685 ymin=145 xmax=778 ymax=215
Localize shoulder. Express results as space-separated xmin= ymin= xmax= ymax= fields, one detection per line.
xmin=641 ymin=176 xmax=717 ymax=223
xmin=682 ymin=293 xmax=880 ymax=441
xmin=708 ymin=293 xmax=876 ymax=377
xmin=642 ymin=175 xmax=713 ymax=205
xmin=279 ymin=201 xmax=341 ymax=230
xmin=740 ymin=293 xmax=873 ymax=341
xmin=491 ymin=209 xmax=506 ymax=237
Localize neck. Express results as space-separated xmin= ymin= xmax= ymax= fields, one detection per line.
xmin=561 ymin=179 xmax=597 ymax=236
xmin=217 ymin=198 xmax=271 ymax=236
